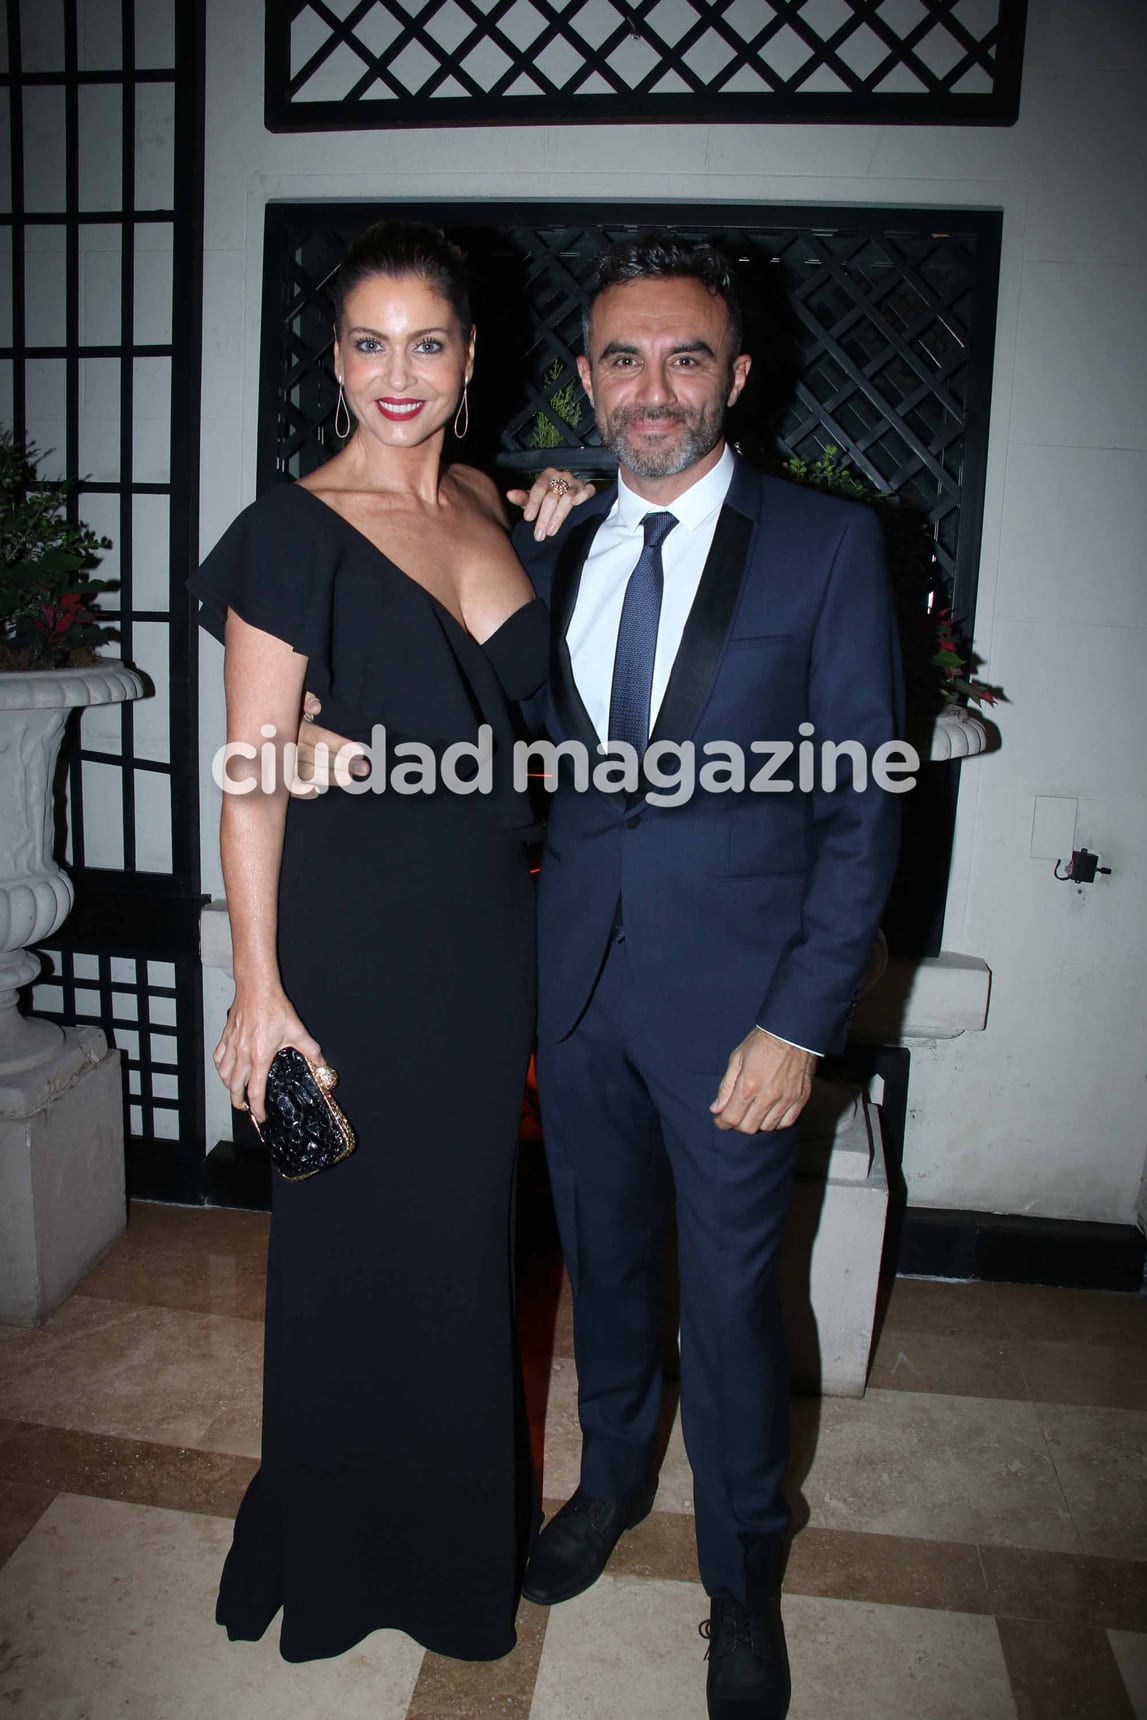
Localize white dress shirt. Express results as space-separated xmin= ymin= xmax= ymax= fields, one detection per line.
xmin=565 ymin=444 xmax=735 ymax=744
xmin=564 ymin=443 xmax=820 ymax=1061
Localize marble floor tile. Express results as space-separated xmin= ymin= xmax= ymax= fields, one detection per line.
xmin=406 ymin=1597 xmax=548 ymax=1718
xmin=0 ymin=1284 xmax=136 ymax=1359
xmin=783 ymin=1595 xmax=1019 ymax=1720
xmin=0 ymin=1418 xmax=256 ymax=1518
xmin=605 ymin=1506 xmax=700 ymax=1584
xmin=562 ymin=1516 xmax=1001 ymax=1609
xmin=0 ymin=1493 xmax=424 ymax=1719
xmin=196 ymin=1405 xmax=263 ymax=1460
xmin=530 ymin=1574 xmax=1018 ymax=1720
xmin=528 ymin=1571 xmax=710 ymax=1720
xmin=0 ymin=1478 xmax=54 ymax=1568
xmin=1038 ymin=1404 xmax=1147 ymax=1560
xmin=869 ymin=1326 xmax=1029 ymax=1401
xmin=980 ymin=1543 xmax=1147 ymax=1632
xmin=783 ymin=1526 xmax=991 ymax=1614
xmin=797 ymin=1388 xmax=1078 ymax=1551
xmin=1108 ymin=1631 xmax=1147 ymax=1720
xmin=879 ymin=1277 xmax=1010 ymax=1339
xmin=991 ymin=1285 xmax=1147 ymax=1350
xmin=0 ymin=1295 xmax=262 ymax=1450
xmin=539 ymin=1355 xmax=694 ymax=1515
xmin=996 ymin=1616 xmax=1134 ymax=1719
xmin=1020 ymin=1338 xmax=1147 ymax=1412
xmin=77 ymin=1200 xmax=270 ymax=1321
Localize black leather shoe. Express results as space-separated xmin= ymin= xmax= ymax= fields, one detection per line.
xmin=521 ymin=1483 xmax=657 ymax=1606
xmin=702 ymin=1595 xmax=791 ymax=1719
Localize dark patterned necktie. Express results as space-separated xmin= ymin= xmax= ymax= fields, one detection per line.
xmin=607 ymin=510 xmax=678 ymax=754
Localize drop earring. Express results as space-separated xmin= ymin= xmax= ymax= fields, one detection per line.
xmin=334 ymin=380 xmax=351 ymax=440
xmin=453 ymin=382 xmax=469 ymax=440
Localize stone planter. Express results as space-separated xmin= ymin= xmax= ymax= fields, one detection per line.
xmin=0 ymin=661 xmax=144 ymax=1074
xmin=0 ymin=661 xmax=145 ymax=1324
xmin=930 ymin=702 xmax=991 ymax=761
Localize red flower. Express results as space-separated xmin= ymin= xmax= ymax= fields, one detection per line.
xmin=33 ymin=591 xmax=85 ymax=637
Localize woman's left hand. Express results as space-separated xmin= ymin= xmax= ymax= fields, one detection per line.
xmin=506 ymin=468 xmax=597 ymax=541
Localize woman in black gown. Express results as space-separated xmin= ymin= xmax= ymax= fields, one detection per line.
xmin=189 ymin=223 xmax=589 ymax=1663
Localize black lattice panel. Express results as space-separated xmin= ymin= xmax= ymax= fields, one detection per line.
xmin=2 ymin=3 xmax=187 ymax=879
xmin=259 ymin=203 xmax=999 ymax=627
xmin=3 ymin=0 xmax=207 ymax=1170
xmin=266 ymin=0 xmax=1027 ymax=129
xmin=31 ymin=946 xmax=197 ymax=1148
xmin=769 ymin=224 xmax=977 ymax=589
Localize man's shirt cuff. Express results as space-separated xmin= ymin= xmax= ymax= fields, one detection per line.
xmin=756 ymin=1026 xmax=822 ymax=1058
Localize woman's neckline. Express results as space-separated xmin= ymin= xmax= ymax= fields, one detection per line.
xmin=287 ymin=480 xmax=540 ymax=648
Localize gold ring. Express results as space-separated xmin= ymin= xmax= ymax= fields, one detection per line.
xmin=548 ymin=475 xmax=571 ymax=496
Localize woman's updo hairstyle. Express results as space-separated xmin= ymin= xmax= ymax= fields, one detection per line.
xmin=330 ymin=220 xmax=472 ymax=336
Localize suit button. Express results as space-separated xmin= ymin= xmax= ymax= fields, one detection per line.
xmin=625 ymin=815 xmax=641 ymax=829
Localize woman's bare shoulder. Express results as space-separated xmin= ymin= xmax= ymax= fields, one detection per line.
xmin=295 ymin=457 xmax=350 ymax=501
xmin=446 ymin=463 xmax=506 ymax=521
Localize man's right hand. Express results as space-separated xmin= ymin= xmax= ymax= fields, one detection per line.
xmin=294 ymin=693 xmax=366 ymax=791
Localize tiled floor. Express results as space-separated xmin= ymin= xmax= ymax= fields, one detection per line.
xmin=0 ymin=1200 xmax=1144 ymax=1718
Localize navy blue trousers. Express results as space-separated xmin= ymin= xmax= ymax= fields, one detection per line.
xmin=536 ymin=930 xmax=799 ymax=1604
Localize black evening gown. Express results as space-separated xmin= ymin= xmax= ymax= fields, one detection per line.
xmin=190 ymin=480 xmax=549 ymax=1663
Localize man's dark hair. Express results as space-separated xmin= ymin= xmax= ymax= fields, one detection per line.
xmin=582 ymin=235 xmax=744 ymax=357
xmin=331 ymin=219 xmax=472 ymax=335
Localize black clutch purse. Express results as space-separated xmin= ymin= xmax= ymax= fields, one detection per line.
xmin=254 ymin=1047 xmax=356 ymax=1181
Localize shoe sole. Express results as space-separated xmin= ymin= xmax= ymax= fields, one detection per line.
xmin=522 ymin=1491 xmax=658 ymax=1607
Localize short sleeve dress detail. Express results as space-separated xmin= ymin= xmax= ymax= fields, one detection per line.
xmin=190 ymin=482 xmax=548 ymax=1664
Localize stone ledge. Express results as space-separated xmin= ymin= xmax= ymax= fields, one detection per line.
xmin=0 ymin=1025 xmax=109 ymax=1118
xmin=798 ymin=1079 xmax=875 ymax=1184
xmin=850 ymin=952 xmax=991 ymax=1042
xmin=0 ymin=1031 xmax=125 ymax=1326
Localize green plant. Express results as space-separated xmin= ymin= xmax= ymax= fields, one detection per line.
xmin=0 ymin=429 xmax=117 ymax=671
xmin=531 ymin=358 xmax=584 ymax=450
xmin=781 ymin=446 xmax=1005 ymax=712
xmin=783 ymin=447 xmax=875 ymax=504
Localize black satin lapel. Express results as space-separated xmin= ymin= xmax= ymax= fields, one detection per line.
xmin=647 ymin=503 xmax=753 ymax=750
xmin=548 ymin=513 xmax=606 ymax=759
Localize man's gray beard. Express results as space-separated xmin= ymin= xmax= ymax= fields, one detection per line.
xmin=601 ymin=402 xmax=727 ymax=480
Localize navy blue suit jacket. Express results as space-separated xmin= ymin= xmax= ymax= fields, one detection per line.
xmin=514 ymin=454 xmax=904 ymax=1070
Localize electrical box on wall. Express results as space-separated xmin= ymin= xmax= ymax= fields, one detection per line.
xmin=1030 ymin=796 xmax=1077 ymax=860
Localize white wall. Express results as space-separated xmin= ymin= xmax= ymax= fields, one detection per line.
xmin=197 ymin=0 xmax=1147 ymax=1223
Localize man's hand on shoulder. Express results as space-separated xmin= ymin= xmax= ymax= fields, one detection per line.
xmin=506 ymin=467 xmax=597 ymax=541
xmin=710 ymin=1029 xmax=815 ymax=1134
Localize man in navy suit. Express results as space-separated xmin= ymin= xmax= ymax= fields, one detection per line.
xmin=513 ymin=237 xmax=903 ymax=1720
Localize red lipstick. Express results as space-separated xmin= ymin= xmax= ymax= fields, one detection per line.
xmin=375 ymin=398 xmax=426 ymax=422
